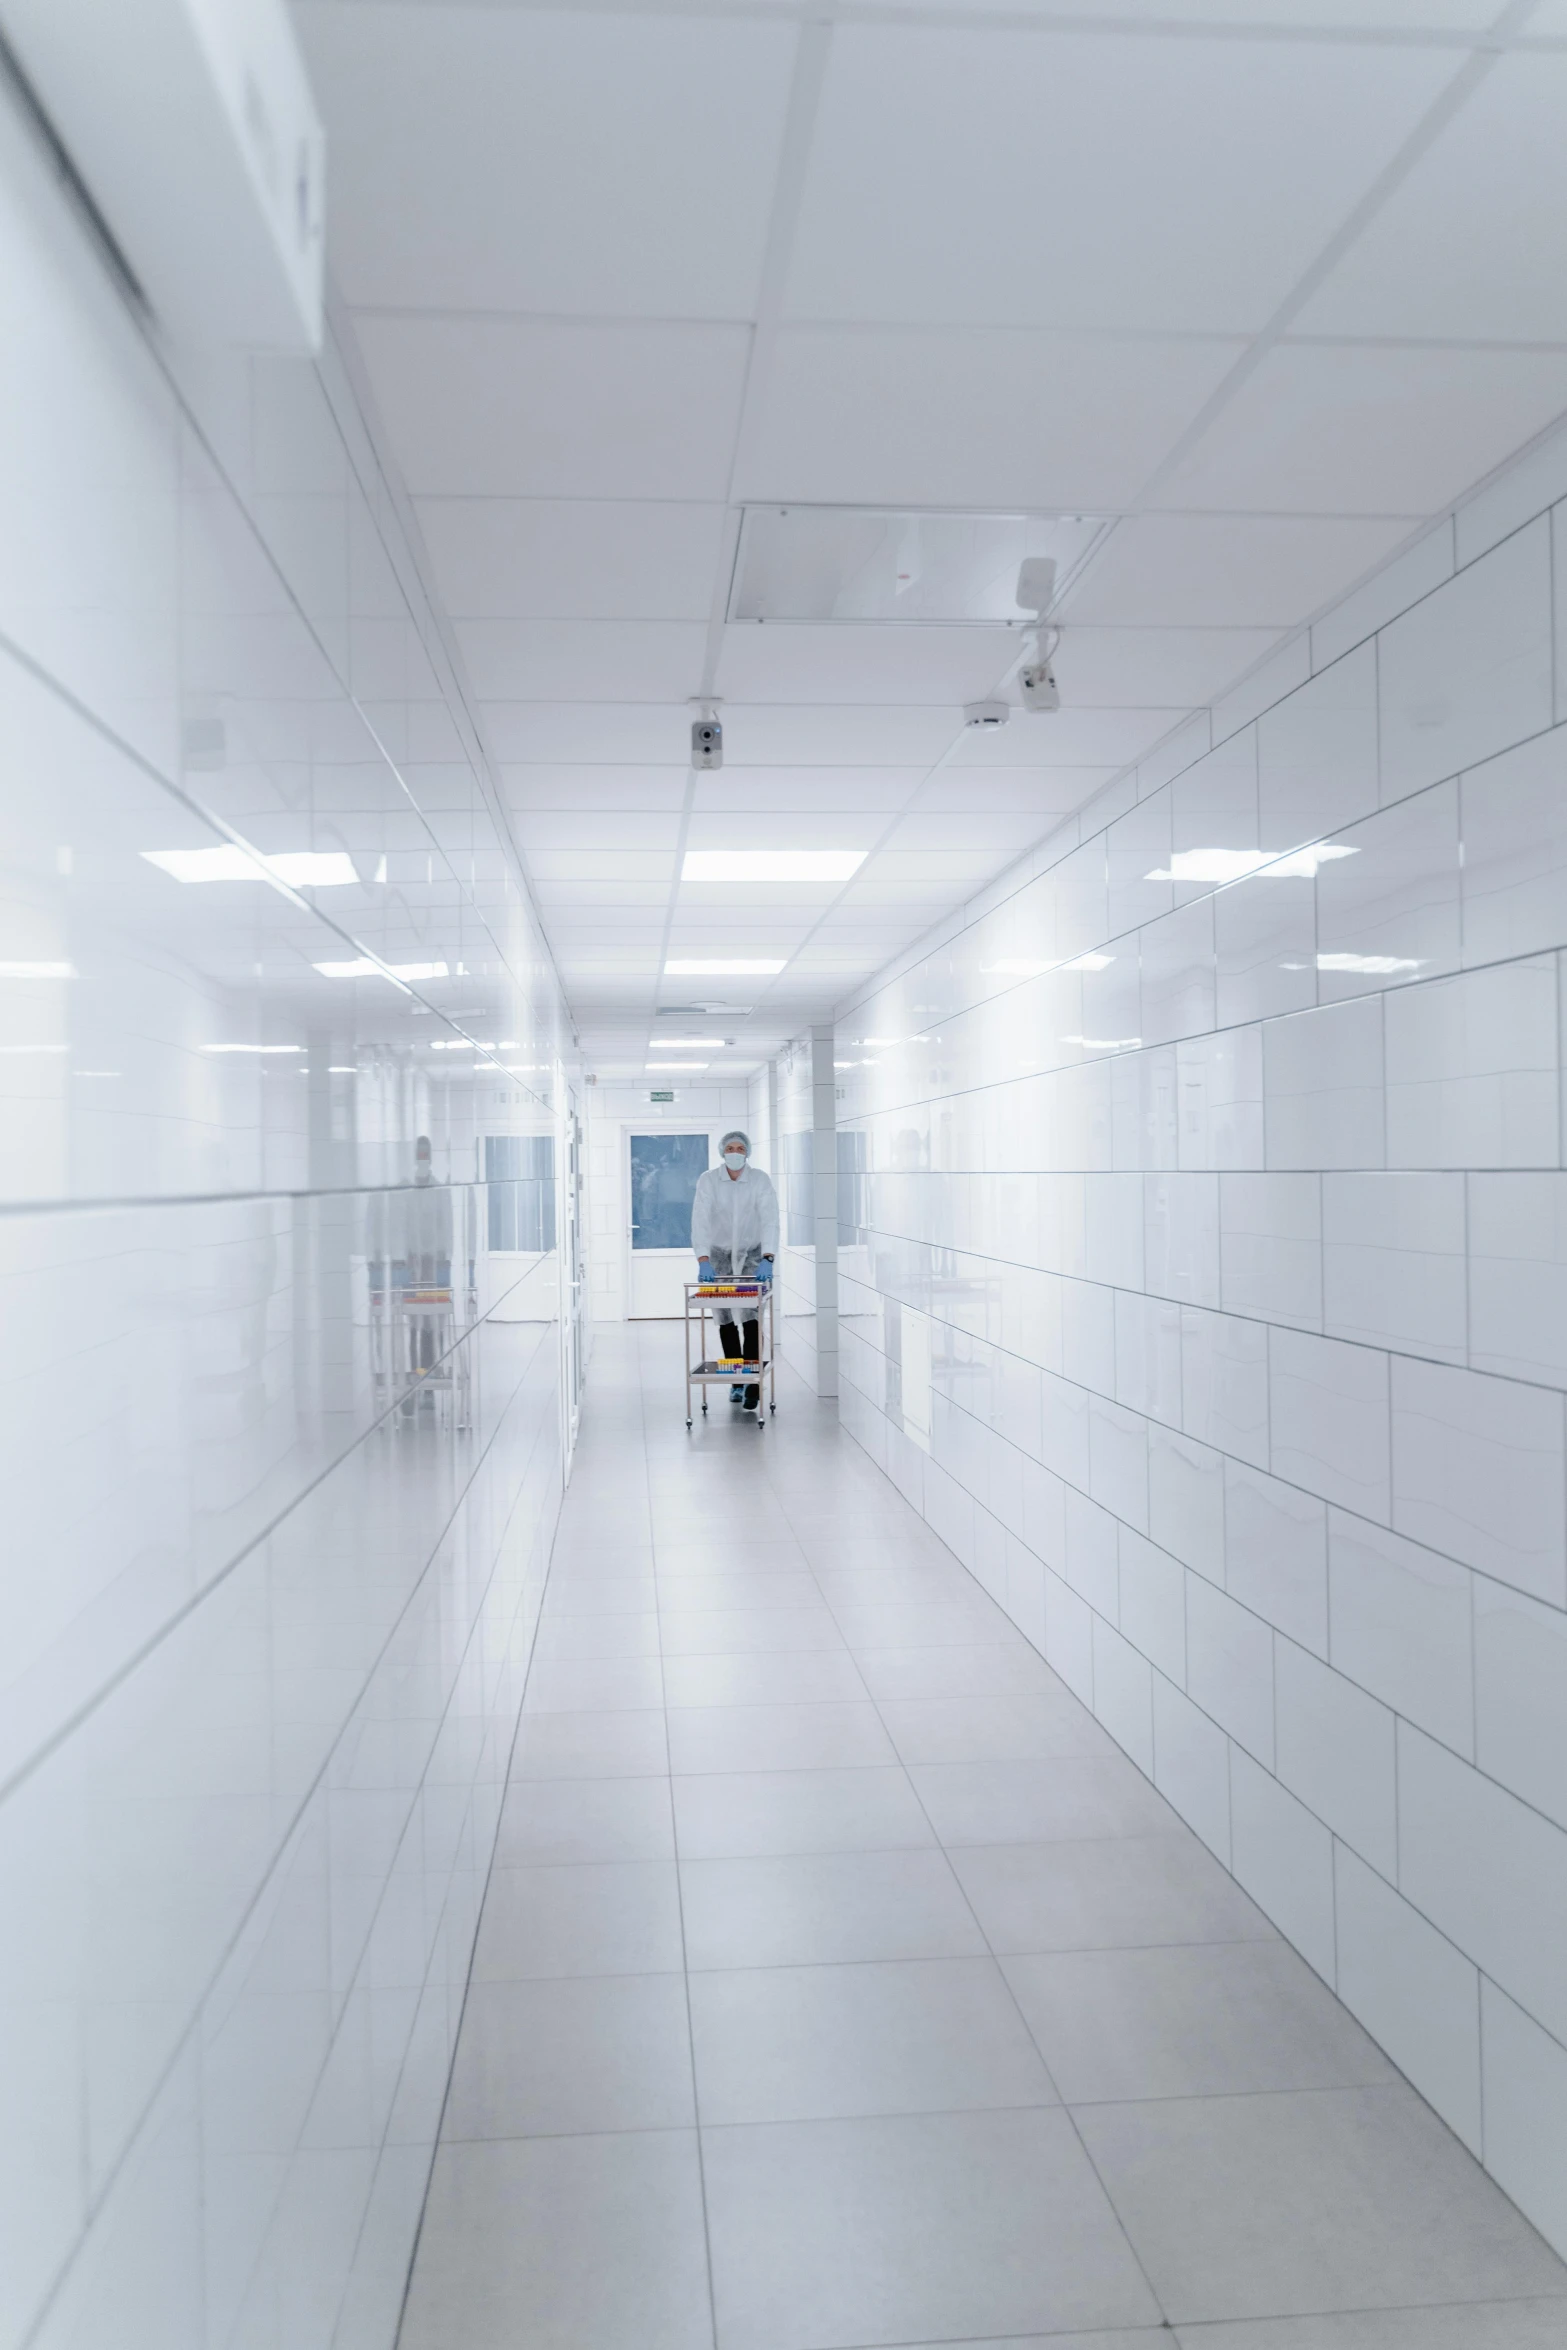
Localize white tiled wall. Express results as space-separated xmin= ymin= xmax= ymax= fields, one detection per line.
xmin=836 ymin=419 xmax=1567 ymax=2260
xmin=0 ymin=66 xmax=571 ymax=2350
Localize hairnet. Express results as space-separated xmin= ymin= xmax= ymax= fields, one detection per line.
xmin=720 ymin=1130 xmax=751 ymax=1152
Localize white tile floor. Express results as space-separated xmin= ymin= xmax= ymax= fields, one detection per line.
xmin=397 ymin=1326 xmax=1567 ymax=2350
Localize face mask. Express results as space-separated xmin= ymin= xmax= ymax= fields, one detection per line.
xmin=723 ymin=1151 xmax=746 ymax=1172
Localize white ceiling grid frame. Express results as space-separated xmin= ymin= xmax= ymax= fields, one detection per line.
xmin=1047 ymin=0 xmax=1555 ymax=760
xmin=650 ymin=15 xmax=834 ymax=1049
xmin=297 ymin=0 xmax=1567 ymax=1081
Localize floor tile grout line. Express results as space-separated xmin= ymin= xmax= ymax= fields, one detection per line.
xmin=775 ymin=1370 xmax=1180 ymax=2338
xmin=437 ymin=2068 xmax=1446 ymax=2153
xmin=639 ymin=1323 xmax=724 ymax=2350
xmin=388 ymin=1359 xmax=608 ymax=2350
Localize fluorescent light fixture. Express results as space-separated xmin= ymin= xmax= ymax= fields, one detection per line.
xmin=313 ymin=959 xmax=449 ymax=982
xmin=1064 ymin=1034 xmax=1142 ymax=1051
xmin=646 ymin=1061 xmax=708 ymax=1071
xmin=204 ymin=1043 xmax=303 ymax=1054
xmin=328 ymin=1066 xmax=357 ymax=1075
xmin=665 ymin=959 xmax=786 ymax=977
xmin=1144 ymin=845 xmax=1359 ymax=885
xmin=143 ymin=847 xmax=358 ymax=886
xmin=682 ymin=850 xmax=867 ymax=883
xmin=1317 ymin=952 xmax=1422 ymax=976
xmin=1062 ymin=951 xmax=1114 ymax=972
xmin=650 ymin=1036 xmax=728 ymax=1049
xmin=0 ymin=960 xmax=74 ymax=978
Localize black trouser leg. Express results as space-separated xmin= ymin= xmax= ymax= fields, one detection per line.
xmin=719 ymin=1319 xmax=741 ymax=1362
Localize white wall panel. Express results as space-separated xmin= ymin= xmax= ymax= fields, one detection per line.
xmin=834 ymin=421 xmax=1567 ymax=2255
xmin=0 ymin=69 xmax=572 ymax=2348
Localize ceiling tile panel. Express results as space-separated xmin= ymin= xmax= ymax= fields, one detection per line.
xmin=1066 ymin=515 xmax=1413 ymax=627
xmin=299 ymin=4 xmax=796 ymax=315
xmin=1052 ymin=625 xmax=1285 ymax=707
xmin=1154 ymin=343 xmax=1567 ymax=514
xmin=504 ymin=772 xmax=691 ymax=814
xmin=482 ymin=704 xmax=692 ymax=764
xmin=715 ymin=624 xmax=1019 ymax=705
xmin=690 ymin=772 xmax=924 ymax=815
xmin=717 ymin=705 xmax=960 ymax=764
xmin=916 ymin=770 xmax=1116 ymax=814
xmin=743 ymin=329 xmax=1246 ymax=509
xmin=356 ymin=318 xmax=750 ymax=498
xmin=416 ymin=500 xmax=728 ymax=622
xmin=1294 ymin=57 xmax=1567 ymax=344
xmin=455 ymin=620 xmax=708 ymax=703
xmin=684 ymin=811 xmax=885 ymax=849
xmin=785 ymin=26 xmax=1453 ymax=333
xmin=949 ymin=709 xmax=1192 ymax=766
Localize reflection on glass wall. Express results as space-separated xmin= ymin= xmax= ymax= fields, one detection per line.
xmin=0 ymin=61 xmax=572 ymax=2350
xmin=628 ymin=1130 xmax=708 ymax=1251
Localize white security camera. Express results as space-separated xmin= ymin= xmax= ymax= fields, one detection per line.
xmin=1015 ymin=556 xmax=1061 ymax=712
xmin=1019 ymin=644 xmax=1061 ymax=713
xmin=691 ymin=710 xmax=723 ymax=769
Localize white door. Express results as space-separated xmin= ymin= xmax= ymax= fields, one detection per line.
xmin=626 ymin=1128 xmax=719 ymax=1318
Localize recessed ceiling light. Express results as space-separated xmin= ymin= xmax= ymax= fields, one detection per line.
xmin=204 ymin=1042 xmax=303 ymax=1054
xmin=144 ymin=847 xmax=359 ymax=886
xmin=650 ymin=1036 xmax=728 ymax=1049
xmin=665 ymin=959 xmax=786 ymax=976
xmin=682 ymin=851 xmax=866 ymax=883
xmin=0 ymin=960 xmax=74 ymax=978
xmin=313 ymin=959 xmax=449 ymax=982
xmin=646 ymin=1061 xmax=708 ymax=1071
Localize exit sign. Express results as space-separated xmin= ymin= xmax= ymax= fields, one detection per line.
xmin=648 ymin=1088 xmax=675 ymax=1103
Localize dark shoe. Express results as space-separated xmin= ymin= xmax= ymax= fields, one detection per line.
xmin=729 ymin=1384 xmax=745 ymax=1403
xmin=744 ymin=1384 xmax=760 ymax=1409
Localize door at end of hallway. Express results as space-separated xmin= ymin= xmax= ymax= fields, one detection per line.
xmin=626 ymin=1128 xmax=715 ymax=1317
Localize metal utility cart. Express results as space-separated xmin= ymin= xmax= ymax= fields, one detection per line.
xmin=684 ymin=1279 xmax=776 ymax=1429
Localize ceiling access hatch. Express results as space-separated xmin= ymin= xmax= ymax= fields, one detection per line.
xmin=728 ymin=507 xmax=1107 ymax=626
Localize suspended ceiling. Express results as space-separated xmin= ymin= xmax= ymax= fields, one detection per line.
xmin=293 ymin=0 xmax=1567 ymax=1086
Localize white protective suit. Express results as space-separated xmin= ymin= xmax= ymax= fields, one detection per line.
xmin=690 ymin=1160 xmax=779 ymax=1276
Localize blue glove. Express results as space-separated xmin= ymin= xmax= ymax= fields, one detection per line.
xmin=756 ymin=1257 xmax=773 ymax=1286
xmin=699 ymin=1259 xmax=715 ymax=1283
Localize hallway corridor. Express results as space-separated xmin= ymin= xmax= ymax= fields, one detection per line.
xmin=396 ymin=1331 xmax=1567 ymax=2350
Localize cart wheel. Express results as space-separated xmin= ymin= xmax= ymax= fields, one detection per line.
xmin=770 ymin=1403 xmax=776 ymax=1415
xmin=685 ymin=1418 xmax=692 ymax=1430
xmin=701 ymin=1402 xmax=708 ymax=1416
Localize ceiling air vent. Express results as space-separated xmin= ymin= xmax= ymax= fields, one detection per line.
xmin=728 ymin=508 xmax=1105 ymax=626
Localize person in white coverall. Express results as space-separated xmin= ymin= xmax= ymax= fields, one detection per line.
xmin=691 ymin=1129 xmax=778 ymax=1408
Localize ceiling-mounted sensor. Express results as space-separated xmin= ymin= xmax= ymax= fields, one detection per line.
xmin=963 ymin=700 xmax=1010 ymax=731
xmin=1016 ymin=557 xmax=1057 ymax=616
xmin=690 ymin=699 xmax=723 ymax=770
